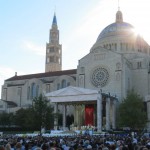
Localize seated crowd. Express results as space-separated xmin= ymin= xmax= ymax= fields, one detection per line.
xmin=0 ymin=133 xmax=149 ymax=150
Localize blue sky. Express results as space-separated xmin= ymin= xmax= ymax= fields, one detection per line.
xmin=0 ymin=0 xmax=150 ymax=96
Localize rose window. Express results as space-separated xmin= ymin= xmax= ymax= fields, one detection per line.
xmin=91 ymin=67 xmax=109 ymax=87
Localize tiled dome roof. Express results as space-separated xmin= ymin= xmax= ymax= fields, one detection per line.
xmin=97 ymin=22 xmax=134 ymax=42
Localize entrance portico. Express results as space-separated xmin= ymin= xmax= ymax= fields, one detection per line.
xmin=45 ymin=86 xmax=117 ymax=131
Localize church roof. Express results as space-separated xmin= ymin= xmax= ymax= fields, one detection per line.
xmin=45 ymin=86 xmax=99 ymax=103
xmin=96 ymin=22 xmax=134 ymax=41
xmin=1 ymin=100 xmax=18 ymax=107
xmin=46 ymin=86 xmax=98 ymax=97
xmin=5 ymin=69 xmax=77 ymax=81
xmin=96 ymin=9 xmax=134 ymax=42
xmin=45 ymin=86 xmax=117 ymax=103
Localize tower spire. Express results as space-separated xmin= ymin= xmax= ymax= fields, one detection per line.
xmin=52 ymin=12 xmax=57 ymax=26
xmin=116 ymin=0 xmax=123 ymax=23
xmin=45 ymin=12 xmax=62 ymax=72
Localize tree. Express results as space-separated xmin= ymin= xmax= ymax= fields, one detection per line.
xmin=118 ymin=90 xmax=147 ymax=130
xmin=32 ymin=94 xmax=54 ymax=130
xmin=0 ymin=94 xmax=54 ymax=131
xmin=0 ymin=112 xmax=14 ymax=127
xmin=15 ymin=108 xmax=27 ymax=128
xmin=14 ymin=94 xmax=54 ymax=131
xmin=15 ymin=108 xmax=35 ymax=129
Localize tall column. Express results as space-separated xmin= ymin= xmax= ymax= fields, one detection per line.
xmin=54 ymin=103 xmax=58 ymax=130
xmin=63 ymin=105 xmax=66 ymax=130
xmin=97 ymin=92 xmax=102 ymax=132
xmin=78 ymin=105 xmax=83 ymax=128
xmin=106 ymin=97 xmax=110 ymax=130
xmin=74 ymin=105 xmax=77 ymax=127
xmin=76 ymin=106 xmax=80 ymax=129
xmin=112 ymin=100 xmax=116 ymax=129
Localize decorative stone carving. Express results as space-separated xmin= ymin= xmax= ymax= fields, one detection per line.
xmin=91 ymin=67 xmax=109 ymax=87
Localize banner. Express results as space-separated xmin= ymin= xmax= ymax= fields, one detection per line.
xmin=85 ymin=105 xmax=94 ymax=126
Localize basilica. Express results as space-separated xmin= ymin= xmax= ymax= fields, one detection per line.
xmin=1 ymin=8 xmax=150 ymax=131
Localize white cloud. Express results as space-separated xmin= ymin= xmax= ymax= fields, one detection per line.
xmin=22 ymin=40 xmax=45 ymax=56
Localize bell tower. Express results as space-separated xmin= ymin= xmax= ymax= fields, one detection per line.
xmin=45 ymin=13 xmax=62 ymax=72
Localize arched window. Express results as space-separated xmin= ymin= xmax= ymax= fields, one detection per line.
xmin=109 ymin=44 xmax=111 ymax=49
xmin=115 ymin=43 xmax=117 ymax=50
xmin=31 ymin=83 xmax=36 ymax=99
xmin=50 ymin=56 xmax=55 ymax=62
xmin=57 ymin=83 xmax=60 ymax=90
xmin=46 ymin=84 xmax=50 ymax=93
xmin=62 ymin=80 xmax=66 ymax=88
xmin=27 ymin=86 xmax=30 ymax=100
xmin=36 ymin=85 xmax=39 ymax=97
xmin=50 ymin=47 xmax=54 ymax=52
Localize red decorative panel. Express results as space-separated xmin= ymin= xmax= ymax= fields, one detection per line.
xmin=85 ymin=105 xmax=94 ymax=126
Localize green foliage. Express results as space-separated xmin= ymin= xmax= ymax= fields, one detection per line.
xmin=15 ymin=108 xmax=35 ymax=129
xmin=0 ymin=94 xmax=54 ymax=131
xmin=15 ymin=108 xmax=27 ymax=127
xmin=32 ymin=94 xmax=54 ymax=130
xmin=118 ymin=90 xmax=147 ymax=129
xmin=0 ymin=112 xmax=14 ymax=127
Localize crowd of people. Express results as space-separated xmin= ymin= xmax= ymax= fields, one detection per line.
xmin=0 ymin=132 xmax=149 ymax=150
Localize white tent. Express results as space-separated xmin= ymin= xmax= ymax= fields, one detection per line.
xmin=45 ymin=86 xmax=99 ymax=103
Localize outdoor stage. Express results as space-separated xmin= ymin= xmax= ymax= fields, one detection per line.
xmin=15 ymin=129 xmax=105 ymax=137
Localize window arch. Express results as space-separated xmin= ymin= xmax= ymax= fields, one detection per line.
xmin=27 ymin=86 xmax=30 ymax=100
xmin=36 ymin=85 xmax=39 ymax=97
xmin=57 ymin=83 xmax=60 ymax=90
xmin=109 ymin=44 xmax=111 ymax=49
xmin=61 ymin=80 xmax=67 ymax=88
xmin=50 ymin=56 xmax=55 ymax=62
xmin=31 ymin=83 xmax=36 ymax=99
xmin=115 ymin=43 xmax=117 ymax=50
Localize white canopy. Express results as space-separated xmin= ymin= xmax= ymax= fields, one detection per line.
xmin=45 ymin=86 xmax=99 ymax=103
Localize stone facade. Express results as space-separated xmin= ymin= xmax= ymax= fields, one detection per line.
xmin=1 ymin=70 xmax=76 ymax=112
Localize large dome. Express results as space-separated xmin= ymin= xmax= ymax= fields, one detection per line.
xmin=91 ymin=9 xmax=149 ymax=54
xmin=96 ymin=10 xmax=135 ymax=42
xmin=96 ymin=22 xmax=134 ymax=42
